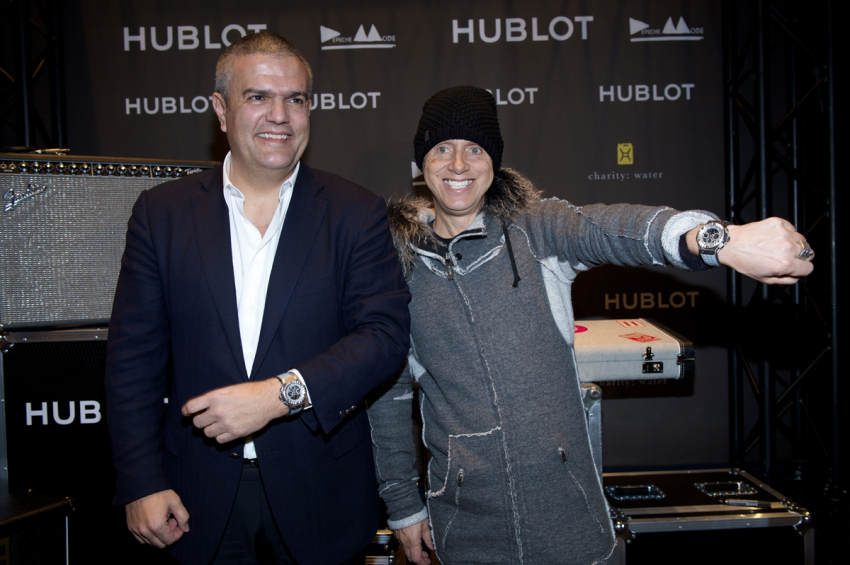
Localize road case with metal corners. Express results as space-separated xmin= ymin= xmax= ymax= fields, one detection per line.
xmin=573 ymin=319 xmax=692 ymax=480
xmin=603 ymin=468 xmax=814 ymax=564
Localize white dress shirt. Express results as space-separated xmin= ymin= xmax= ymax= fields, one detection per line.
xmin=222 ymin=152 xmax=309 ymax=459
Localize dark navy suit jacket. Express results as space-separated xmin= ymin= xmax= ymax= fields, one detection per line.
xmin=105 ymin=164 xmax=411 ymax=565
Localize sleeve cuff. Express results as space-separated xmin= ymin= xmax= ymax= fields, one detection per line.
xmin=661 ymin=211 xmax=717 ymax=268
xmin=678 ymin=233 xmax=713 ymax=271
xmin=387 ymin=507 xmax=429 ymax=531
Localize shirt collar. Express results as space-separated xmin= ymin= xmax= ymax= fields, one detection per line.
xmin=222 ymin=151 xmax=301 ymax=199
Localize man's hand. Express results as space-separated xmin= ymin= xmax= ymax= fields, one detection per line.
xmin=182 ymin=377 xmax=287 ymax=443
xmin=688 ymin=217 xmax=814 ymax=284
xmin=394 ymin=519 xmax=433 ymax=565
xmin=126 ymin=489 xmax=190 ymax=548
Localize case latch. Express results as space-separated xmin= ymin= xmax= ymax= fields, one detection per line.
xmin=642 ymin=346 xmax=663 ymax=373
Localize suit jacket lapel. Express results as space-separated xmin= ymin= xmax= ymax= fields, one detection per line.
xmin=191 ymin=167 xmax=249 ymax=381
xmin=251 ymin=164 xmax=327 ymax=377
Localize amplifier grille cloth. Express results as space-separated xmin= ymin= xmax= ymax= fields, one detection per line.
xmin=1 ymin=174 xmax=169 ymax=325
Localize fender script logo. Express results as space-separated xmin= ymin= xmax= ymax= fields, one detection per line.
xmin=3 ymin=183 xmax=49 ymax=211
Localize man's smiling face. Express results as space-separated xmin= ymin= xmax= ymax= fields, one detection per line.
xmin=213 ymin=53 xmax=311 ymax=182
xmin=423 ymin=139 xmax=494 ymax=235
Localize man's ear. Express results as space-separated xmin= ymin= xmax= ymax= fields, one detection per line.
xmin=211 ymin=92 xmax=228 ymax=132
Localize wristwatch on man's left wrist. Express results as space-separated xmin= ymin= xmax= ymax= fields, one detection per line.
xmin=277 ymin=373 xmax=307 ymax=414
xmin=696 ymin=221 xmax=731 ymax=267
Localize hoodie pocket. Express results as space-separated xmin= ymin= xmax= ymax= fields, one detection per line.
xmin=427 ymin=429 xmax=517 ymax=562
xmin=557 ymin=446 xmax=608 ymax=536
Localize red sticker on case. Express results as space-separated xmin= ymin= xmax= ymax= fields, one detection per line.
xmin=618 ymin=332 xmax=660 ymax=343
xmin=575 ymin=325 xmax=588 ymax=333
xmin=616 ymin=320 xmax=646 ymax=328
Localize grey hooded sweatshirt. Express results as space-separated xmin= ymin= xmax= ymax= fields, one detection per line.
xmin=368 ymin=169 xmax=715 ymax=564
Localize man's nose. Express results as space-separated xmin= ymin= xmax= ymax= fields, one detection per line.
xmin=267 ymin=98 xmax=289 ymax=123
xmin=448 ymin=151 xmax=468 ymax=174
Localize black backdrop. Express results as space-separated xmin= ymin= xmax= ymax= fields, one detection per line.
xmin=60 ymin=0 xmax=727 ymax=470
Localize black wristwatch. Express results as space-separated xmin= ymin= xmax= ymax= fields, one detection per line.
xmin=277 ymin=373 xmax=306 ymax=414
xmin=696 ymin=221 xmax=730 ymax=267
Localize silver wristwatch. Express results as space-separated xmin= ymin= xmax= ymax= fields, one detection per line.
xmin=696 ymin=221 xmax=730 ymax=267
xmin=277 ymin=373 xmax=306 ymax=414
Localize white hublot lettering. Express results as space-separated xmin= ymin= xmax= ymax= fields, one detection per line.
xmin=453 ymin=19 xmax=474 ymax=43
xmin=480 ymin=19 xmax=501 ymax=43
xmin=80 ymin=401 xmax=102 ymax=424
xmin=505 ymin=18 xmax=527 ymax=42
xmin=52 ymin=401 xmax=75 ymax=425
xmin=126 ymin=98 xmax=141 ymax=114
xmin=26 ymin=402 xmax=48 ymax=426
xmin=123 ymin=27 xmax=145 ymax=51
xmin=178 ymin=26 xmax=199 ymax=50
xmin=150 ymin=27 xmax=173 ymax=51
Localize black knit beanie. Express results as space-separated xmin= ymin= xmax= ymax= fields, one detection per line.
xmin=413 ymin=85 xmax=504 ymax=171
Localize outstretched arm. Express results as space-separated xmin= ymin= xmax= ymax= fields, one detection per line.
xmin=686 ymin=217 xmax=814 ymax=284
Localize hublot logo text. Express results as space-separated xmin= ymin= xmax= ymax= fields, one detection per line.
xmin=453 ymin=16 xmax=593 ymax=43
xmin=26 ymin=401 xmax=102 ymax=425
xmin=123 ymin=24 xmax=267 ymax=51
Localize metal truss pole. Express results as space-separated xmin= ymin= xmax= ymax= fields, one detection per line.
xmin=723 ymin=0 xmax=838 ymax=497
xmin=0 ymin=0 xmax=67 ymax=151
xmin=825 ymin=0 xmax=838 ymax=491
xmin=753 ymin=0 xmax=775 ymax=483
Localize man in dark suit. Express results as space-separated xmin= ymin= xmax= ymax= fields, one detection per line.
xmin=104 ymin=32 xmax=411 ymax=565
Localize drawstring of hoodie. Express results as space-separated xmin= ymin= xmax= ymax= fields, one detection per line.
xmin=502 ymin=222 xmax=521 ymax=288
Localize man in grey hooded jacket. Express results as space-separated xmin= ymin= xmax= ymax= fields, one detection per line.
xmin=367 ymin=86 xmax=814 ymax=565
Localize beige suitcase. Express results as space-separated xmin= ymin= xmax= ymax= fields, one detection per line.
xmin=573 ymin=318 xmax=694 ymax=382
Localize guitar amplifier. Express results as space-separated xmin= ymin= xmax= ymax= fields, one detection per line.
xmin=0 ymin=154 xmax=217 ymax=327
xmin=573 ymin=318 xmax=694 ymax=382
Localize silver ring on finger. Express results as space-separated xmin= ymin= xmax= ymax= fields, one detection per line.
xmin=795 ymin=240 xmax=814 ymax=262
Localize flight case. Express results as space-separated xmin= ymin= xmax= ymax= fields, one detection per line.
xmin=603 ymin=468 xmax=814 ymax=564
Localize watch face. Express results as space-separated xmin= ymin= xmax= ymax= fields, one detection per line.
xmin=283 ymin=381 xmax=305 ymax=406
xmin=698 ymin=224 xmax=726 ymax=250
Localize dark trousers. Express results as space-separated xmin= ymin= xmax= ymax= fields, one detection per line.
xmin=211 ymin=461 xmax=365 ymax=565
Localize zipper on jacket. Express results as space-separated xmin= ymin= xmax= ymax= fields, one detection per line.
xmin=444 ymin=253 xmax=455 ymax=280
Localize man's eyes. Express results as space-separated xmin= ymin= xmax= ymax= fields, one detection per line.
xmin=245 ymin=95 xmax=306 ymax=104
xmin=434 ymin=145 xmax=482 ymax=156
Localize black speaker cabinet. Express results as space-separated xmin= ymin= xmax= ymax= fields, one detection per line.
xmin=0 ymin=154 xmax=217 ymax=326
xmin=0 ymin=328 xmax=178 ymax=564
xmin=0 ymin=328 xmax=112 ymax=499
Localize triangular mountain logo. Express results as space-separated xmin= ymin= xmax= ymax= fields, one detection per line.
xmin=321 ymin=24 xmax=397 ymax=50
xmin=630 ymin=16 xmax=702 ymax=42
xmin=354 ymin=25 xmax=369 ymax=42
xmin=320 ymin=26 xmax=340 ymax=43
xmin=629 ymin=18 xmax=650 ymax=35
xmin=366 ymin=25 xmax=382 ymax=42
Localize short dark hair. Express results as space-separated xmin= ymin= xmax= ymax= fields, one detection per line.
xmin=215 ymin=32 xmax=313 ymax=100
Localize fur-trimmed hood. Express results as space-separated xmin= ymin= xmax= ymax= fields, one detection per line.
xmin=388 ymin=167 xmax=541 ymax=277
